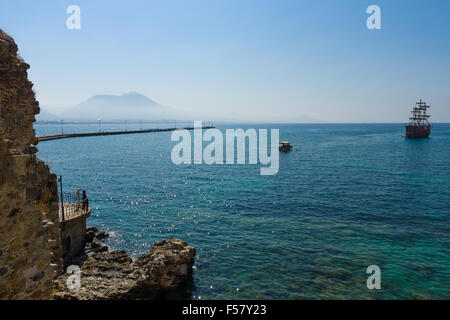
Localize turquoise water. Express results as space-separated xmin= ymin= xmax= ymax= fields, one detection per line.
xmin=36 ymin=123 xmax=450 ymax=299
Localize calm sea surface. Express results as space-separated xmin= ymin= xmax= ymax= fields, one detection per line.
xmin=35 ymin=123 xmax=450 ymax=299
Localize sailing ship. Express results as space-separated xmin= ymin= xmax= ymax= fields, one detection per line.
xmin=405 ymin=99 xmax=431 ymax=138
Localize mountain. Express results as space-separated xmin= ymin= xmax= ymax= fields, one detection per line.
xmin=60 ymin=92 xmax=176 ymax=120
xmin=81 ymin=92 xmax=160 ymax=109
xmin=35 ymin=108 xmax=62 ymax=122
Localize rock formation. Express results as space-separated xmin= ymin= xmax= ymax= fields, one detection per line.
xmin=53 ymin=238 xmax=196 ymax=300
xmin=0 ymin=29 xmax=62 ymax=299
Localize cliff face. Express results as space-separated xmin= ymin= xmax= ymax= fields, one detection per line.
xmin=0 ymin=29 xmax=62 ymax=299
xmin=53 ymin=238 xmax=196 ymax=300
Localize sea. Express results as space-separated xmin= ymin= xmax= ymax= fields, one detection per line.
xmin=35 ymin=122 xmax=450 ymax=299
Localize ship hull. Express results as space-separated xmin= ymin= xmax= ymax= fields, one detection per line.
xmin=405 ymin=125 xmax=431 ymax=138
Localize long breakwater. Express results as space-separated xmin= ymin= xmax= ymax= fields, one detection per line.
xmin=37 ymin=126 xmax=215 ymax=142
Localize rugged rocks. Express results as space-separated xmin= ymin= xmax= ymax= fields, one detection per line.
xmin=0 ymin=29 xmax=62 ymax=299
xmin=85 ymin=227 xmax=109 ymax=254
xmin=95 ymin=230 xmax=109 ymax=240
xmin=89 ymin=238 xmax=109 ymax=253
xmin=85 ymin=229 xmax=96 ymax=243
xmin=53 ymin=238 xmax=196 ymax=300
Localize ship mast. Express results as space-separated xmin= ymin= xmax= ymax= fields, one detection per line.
xmin=409 ymin=99 xmax=430 ymax=126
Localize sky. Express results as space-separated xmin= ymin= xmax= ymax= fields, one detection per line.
xmin=0 ymin=0 xmax=449 ymax=122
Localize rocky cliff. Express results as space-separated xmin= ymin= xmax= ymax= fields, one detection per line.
xmin=0 ymin=29 xmax=62 ymax=299
xmin=53 ymin=238 xmax=196 ymax=300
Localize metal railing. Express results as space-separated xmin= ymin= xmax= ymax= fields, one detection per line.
xmin=58 ymin=177 xmax=90 ymax=222
xmin=36 ymin=120 xmax=216 ymax=135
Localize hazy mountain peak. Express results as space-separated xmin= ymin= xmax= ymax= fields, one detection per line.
xmin=123 ymin=91 xmax=142 ymax=96
xmin=57 ymin=92 xmax=174 ymax=121
xmin=83 ymin=92 xmax=159 ymax=106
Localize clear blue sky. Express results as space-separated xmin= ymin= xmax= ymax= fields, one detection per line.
xmin=1 ymin=0 xmax=449 ymax=122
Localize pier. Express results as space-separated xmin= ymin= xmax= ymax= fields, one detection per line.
xmin=37 ymin=126 xmax=215 ymax=142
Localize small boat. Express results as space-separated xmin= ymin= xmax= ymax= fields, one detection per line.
xmin=279 ymin=141 xmax=293 ymax=152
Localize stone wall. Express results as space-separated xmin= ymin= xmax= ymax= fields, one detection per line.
xmin=0 ymin=29 xmax=62 ymax=299
xmin=61 ymin=214 xmax=88 ymax=267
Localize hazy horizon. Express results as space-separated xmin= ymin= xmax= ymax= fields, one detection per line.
xmin=36 ymin=91 xmax=449 ymax=124
xmin=1 ymin=0 xmax=449 ymax=122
